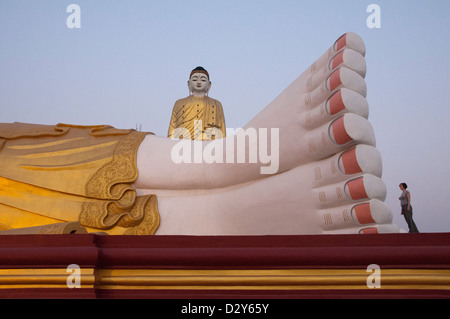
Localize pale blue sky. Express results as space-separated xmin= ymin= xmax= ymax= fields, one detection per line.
xmin=1 ymin=0 xmax=449 ymax=232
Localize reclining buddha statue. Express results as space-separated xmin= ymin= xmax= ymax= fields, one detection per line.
xmin=0 ymin=33 xmax=399 ymax=235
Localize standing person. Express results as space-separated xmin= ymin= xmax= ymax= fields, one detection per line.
xmin=399 ymin=183 xmax=419 ymax=233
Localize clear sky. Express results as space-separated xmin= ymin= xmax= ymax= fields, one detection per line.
xmin=1 ymin=0 xmax=449 ymax=233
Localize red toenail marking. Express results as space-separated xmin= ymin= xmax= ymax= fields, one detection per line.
xmin=335 ymin=34 xmax=347 ymax=51
xmin=341 ymin=148 xmax=362 ymax=174
xmin=346 ymin=177 xmax=368 ymax=200
xmin=328 ymin=90 xmax=345 ymax=115
xmin=332 ymin=51 xmax=344 ymax=70
xmin=329 ymin=69 xmax=342 ymax=91
xmin=360 ymin=227 xmax=378 ymax=234
xmin=353 ymin=203 xmax=375 ymax=224
xmin=331 ymin=117 xmax=352 ymax=145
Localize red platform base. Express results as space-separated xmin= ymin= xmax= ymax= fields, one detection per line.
xmin=0 ymin=233 xmax=449 ymax=299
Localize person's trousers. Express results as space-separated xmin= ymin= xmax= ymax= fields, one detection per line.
xmin=401 ymin=205 xmax=419 ymax=233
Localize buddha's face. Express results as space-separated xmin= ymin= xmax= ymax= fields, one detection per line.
xmin=188 ymin=72 xmax=211 ymax=95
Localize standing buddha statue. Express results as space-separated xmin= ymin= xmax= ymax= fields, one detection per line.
xmin=168 ymin=66 xmax=226 ymax=140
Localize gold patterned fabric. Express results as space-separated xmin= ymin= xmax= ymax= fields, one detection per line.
xmin=0 ymin=123 xmax=160 ymax=235
xmin=168 ymin=95 xmax=226 ymax=140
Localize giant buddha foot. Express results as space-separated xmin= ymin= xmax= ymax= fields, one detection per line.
xmin=135 ymin=32 xmax=400 ymax=235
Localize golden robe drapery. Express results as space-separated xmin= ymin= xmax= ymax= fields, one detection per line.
xmin=0 ymin=123 xmax=159 ymax=235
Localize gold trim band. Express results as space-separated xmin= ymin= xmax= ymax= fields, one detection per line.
xmin=0 ymin=268 xmax=95 ymax=289
xmin=2 ymin=268 xmax=449 ymax=291
xmin=97 ymin=268 xmax=450 ymax=290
